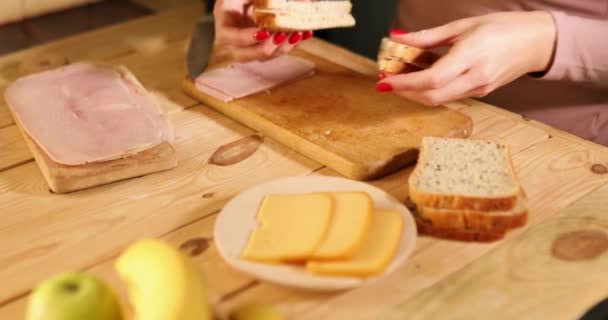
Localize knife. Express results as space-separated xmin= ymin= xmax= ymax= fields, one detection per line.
xmin=580 ymin=297 xmax=608 ymax=320
xmin=187 ymin=14 xmax=215 ymax=80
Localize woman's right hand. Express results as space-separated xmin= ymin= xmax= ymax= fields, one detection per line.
xmin=213 ymin=0 xmax=313 ymax=62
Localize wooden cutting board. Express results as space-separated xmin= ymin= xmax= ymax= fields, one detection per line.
xmin=6 ymin=59 xmax=178 ymax=194
xmin=183 ymin=51 xmax=473 ymax=180
xmin=11 ymin=112 xmax=177 ymax=194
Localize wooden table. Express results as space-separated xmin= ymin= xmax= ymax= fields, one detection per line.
xmin=2 ymin=5 xmax=608 ymax=319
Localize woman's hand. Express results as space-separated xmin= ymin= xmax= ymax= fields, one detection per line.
xmin=377 ymin=11 xmax=557 ymax=106
xmin=213 ymin=0 xmax=313 ymax=62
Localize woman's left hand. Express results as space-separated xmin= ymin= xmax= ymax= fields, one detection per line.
xmin=377 ymin=11 xmax=557 ymax=106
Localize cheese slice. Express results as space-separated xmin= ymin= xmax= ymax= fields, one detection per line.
xmin=311 ymin=192 xmax=373 ymax=260
xmin=306 ymin=209 xmax=403 ymax=277
xmin=241 ymin=193 xmax=333 ymax=262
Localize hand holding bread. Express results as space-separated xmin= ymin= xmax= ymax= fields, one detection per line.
xmin=214 ymin=0 xmax=312 ymax=62
xmin=214 ymin=0 xmax=355 ymax=62
xmin=376 ymin=11 xmax=557 ymax=107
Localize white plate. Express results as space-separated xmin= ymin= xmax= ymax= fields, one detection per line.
xmin=213 ymin=176 xmax=417 ymax=291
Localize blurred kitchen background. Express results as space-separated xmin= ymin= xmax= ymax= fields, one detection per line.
xmin=0 ymin=0 xmax=397 ymax=58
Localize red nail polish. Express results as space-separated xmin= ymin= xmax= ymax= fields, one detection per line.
xmin=274 ymin=32 xmax=287 ymax=44
xmin=254 ymin=29 xmax=270 ymax=41
xmin=289 ymin=32 xmax=303 ymax=44
xmin=378 ymin=72 xmax=387 ymax=80
xmin=391 ymin=29 xmax=408 ymax=36
xmin=303 ymin=30 xmax=314 ymax=40
xmin=376 ymin=82 xmax=393 ymax=92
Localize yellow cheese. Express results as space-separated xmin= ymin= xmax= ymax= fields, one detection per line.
xmin=306 ymin=209 xmax=403 ymax=277
xmin=311 ymin=192 xmax=373 ymax=260
xmin=241 ymin=193 xmax=333 ymax=262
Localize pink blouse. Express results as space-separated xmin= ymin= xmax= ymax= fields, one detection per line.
xmin=395 ymin=0 xmax=608 ymax=145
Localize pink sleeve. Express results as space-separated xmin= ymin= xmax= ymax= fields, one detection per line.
xmin=538 ymin=11 xmax=608 ymax=87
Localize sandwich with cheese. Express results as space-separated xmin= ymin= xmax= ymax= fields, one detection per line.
xmin=253 ymin=0 xmax=356 ymax=31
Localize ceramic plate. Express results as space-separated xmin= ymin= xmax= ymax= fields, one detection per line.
xmin=214 ymin=176 xmax=417 ymax=291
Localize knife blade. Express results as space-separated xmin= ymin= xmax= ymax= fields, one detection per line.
xmin=187 ymin=15 xmax=215 ymax=80
xmin=580 ymin=297 xmax=608 ymax=320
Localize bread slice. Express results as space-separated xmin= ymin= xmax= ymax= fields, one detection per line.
xmin=378 ymin=57 xmax=422 ymax=74
xmin=377 ymin=38 xmax=438 ymax=70
xmin=409 ymin=137 xmax=520 ymax=211
xmin=416 ymin=192 xmax=528 ymax=233
xmin=254 ymin=0 xmax=353 ymax=13
xmin=415 ymin=217 xmax=506 ymax=242
xmin=253 ymin=0 xmax=355 ymax=31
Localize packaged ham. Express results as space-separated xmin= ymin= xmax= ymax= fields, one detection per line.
xmin=4 ymin=62 xmax=173 ymax=166
xmin=195 ymin=55 xmax=315 ymax=102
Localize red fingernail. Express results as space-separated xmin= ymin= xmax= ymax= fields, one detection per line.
xmin=254 ymin=29 xmax=270 ymax=41
xmin=376 ymin=82 xmax=393 ymax=92
xmin=274 ymin=32 xmax=287 ymax=44
xmin=289 ymin=32 xmax=303 ymax=44
xmin=378 ymin=72 xmax=387 ymax=80
xmin=303 ymin=30 xmax=313 ymax=40
xmin=391 ymin=29 xmax=408 ymax=36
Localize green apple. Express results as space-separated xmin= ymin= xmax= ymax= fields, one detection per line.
xmin=26 ymin=272 xmax=123 ymax=320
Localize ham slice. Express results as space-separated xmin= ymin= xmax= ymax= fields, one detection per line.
xmin=195 ymin=55 xmax=315 ymax=102
xmin=4 ymin=62 xmax=173 ymax=166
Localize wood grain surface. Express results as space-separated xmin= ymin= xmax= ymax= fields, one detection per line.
xmin=0 ymin=105 xmax=321 ymax=304
xmin=1 ymin=4 xmax=608 ymax=320
xmin=183 ymin=52 xmax=473 ymax=180
xmin=384 ymin=183 xmax=608 ymax=320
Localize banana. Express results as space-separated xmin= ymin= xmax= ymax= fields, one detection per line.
xmin=115 ymin=239 xmax=211 ymax=320
xmin=230 ymin=304 xmax=285 ymax=320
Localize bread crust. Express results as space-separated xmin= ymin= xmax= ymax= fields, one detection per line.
xmin=253 ymin=0 xmax=273 ymax=8
xmin=415 ymin=217 xmax=506 ymax=242
xmin=377 ymin=38 xmax=438 ymax=70
xmin=409 ymin=187 xmax=519 ymax=211
xmin=253 ymin=12 xmax=281 ymax=31
xmin=416 ymin=202 xmax=528 ymax=233
xmin=408 ymin=139 xmax=521 ymax=211
xmin=252 ymin=11 xmax=355 ymax=32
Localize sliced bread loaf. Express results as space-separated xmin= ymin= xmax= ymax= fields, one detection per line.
xmin=416 ymin=192 xmax=528 ymax=233
xmin=414 ymin=217 xmax=506 ymax=242
xmin=409 ymin=137 xmax=520 ymax=211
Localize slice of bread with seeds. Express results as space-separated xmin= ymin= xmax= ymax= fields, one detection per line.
xmin=409 ymin=137 xmax=521 ymax=211
xmin=408 ymin=137 xmax=527 ymax=242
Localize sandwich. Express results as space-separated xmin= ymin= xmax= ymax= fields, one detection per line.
xmin=378 ymin=37 xmax=438 ymax=73
xmin=253 ymin=0 xmax=356 ymax=31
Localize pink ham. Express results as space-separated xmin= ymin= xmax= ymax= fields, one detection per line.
xmin=195 ymin=55 xmax=315 ymax=102
xmin=4 ymin=62 xmax=173 ymax=166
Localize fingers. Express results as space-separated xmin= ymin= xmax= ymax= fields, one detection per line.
xmin=378 ymin=47 xmax=471 ymax=92
xmin=231 ymin=40 xmax=277 ymax=62
xmin=214 ymin=0 xmax=312 ymax=62
xmin=217 ymin=26 xmax=263 ymax=47
xmin=390 ymin=19 xmax=474 ymax=49
xmin=230 ymin=31 xmax=310 ymax=62
xmin=221 ymin=0 xmax=254 ymax=12
xmin=380 ymin=69 xmax=494 ymax=106
xmin=396 ymin=72 xmax=480 ymax=106
xmin=274 ymin=32 xmax=303 ymax=56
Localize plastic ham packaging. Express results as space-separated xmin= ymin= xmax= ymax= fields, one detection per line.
xmin=4 ymin=62 xmax=173 ymax=166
